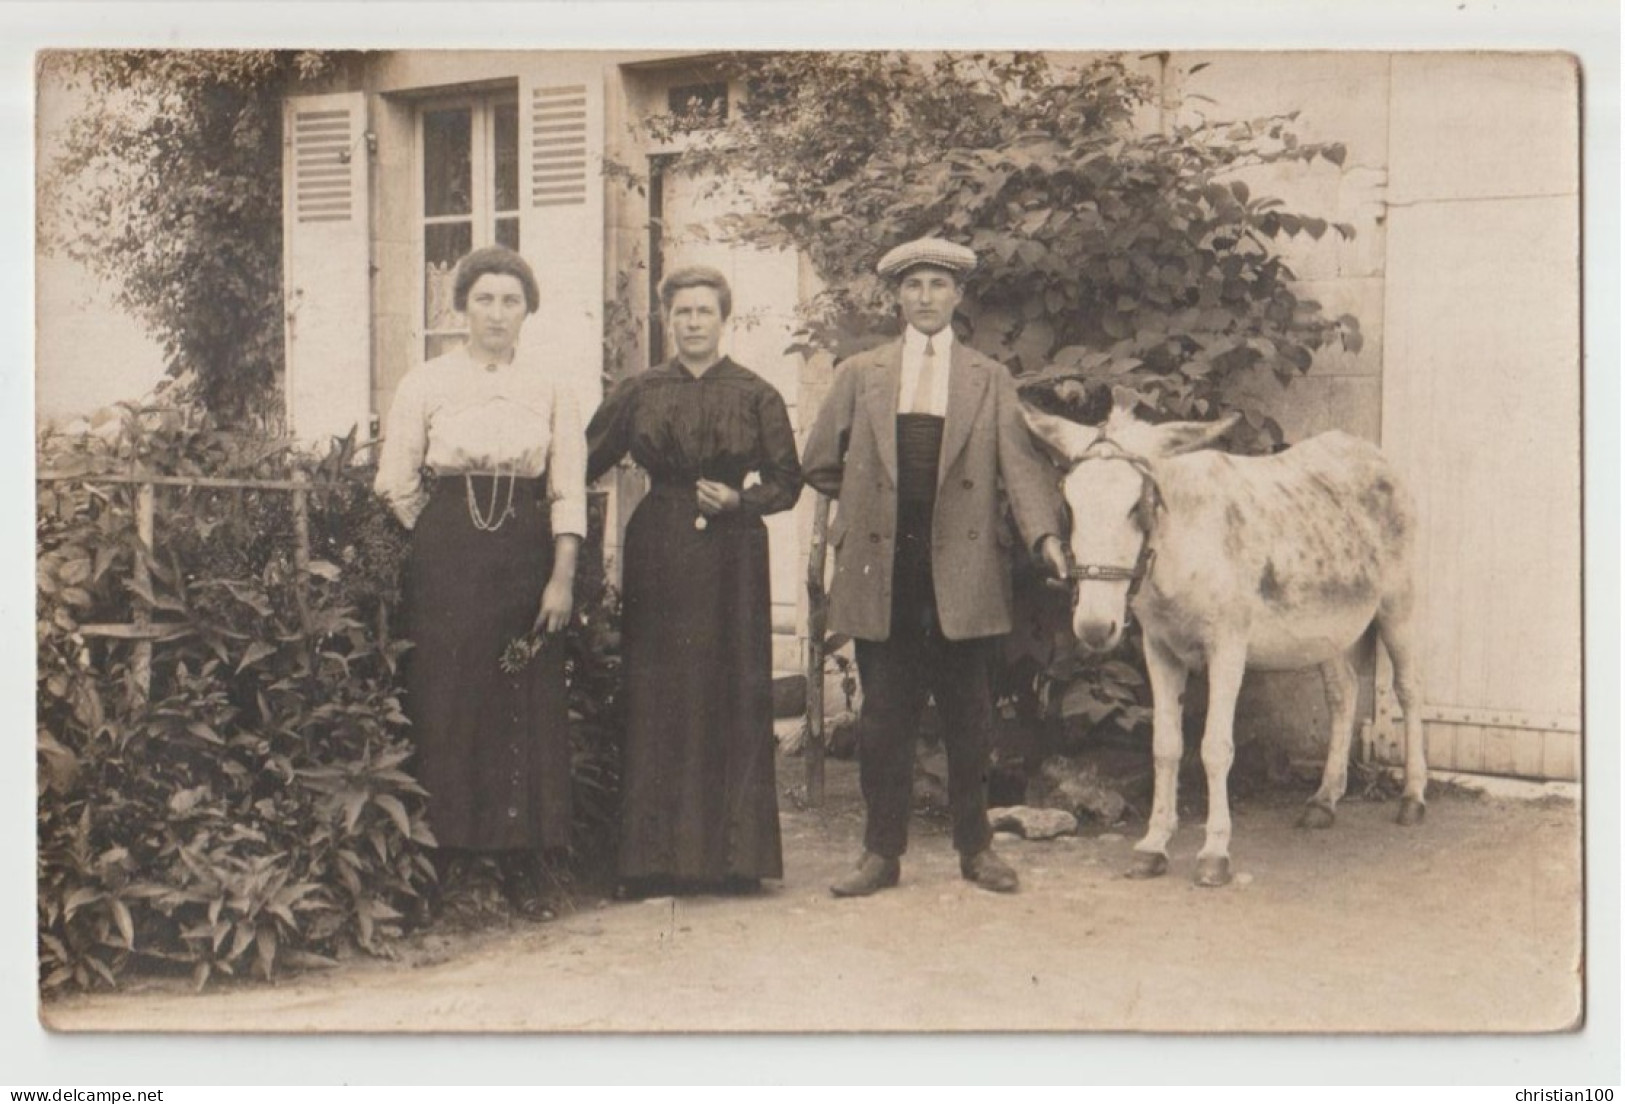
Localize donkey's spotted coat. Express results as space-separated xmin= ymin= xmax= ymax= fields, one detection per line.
xmin=1024 ymin=403 xmax=1428 ymax=887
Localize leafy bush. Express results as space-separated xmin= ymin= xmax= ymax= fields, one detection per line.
xmin=559 ymin=545 xmax=624 ymax=877
xmin=656 ymin=51 xmax=1360 ymax=451
xmin=40 ymin=50 xmax=343 ymax=426
xmin=37 ymin=392 xmax=622 ymax=993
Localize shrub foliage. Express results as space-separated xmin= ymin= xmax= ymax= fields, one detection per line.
xmin=655 ymin=50 xmax=1361 ymax=449
xmin=37 ymin=392 xmax=621 ymax=993
xmin=39 ymin=50 xmax=343 ymax=426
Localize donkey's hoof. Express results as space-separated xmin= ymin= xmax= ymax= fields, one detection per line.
xmin=1296 ymin=802 xmax=1336 ymax=830
xmin=1126 ymin=852 xmax=1168 ymax=880
xmin=1194 ymin=855 xmax=1232 ymax=888
xmin=1397 ymin=798 xmax=1427 ymax=826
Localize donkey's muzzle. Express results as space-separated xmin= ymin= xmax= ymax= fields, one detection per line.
xmin=1076 ymin=619 xmax=1120 ymax=652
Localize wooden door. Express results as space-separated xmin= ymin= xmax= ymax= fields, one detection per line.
xmin=1375 ymin=56 xmax=1581 ymax=781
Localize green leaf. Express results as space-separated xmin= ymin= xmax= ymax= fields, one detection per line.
xmin=64 ymin=886 xmax=103 ymax=920
xmin=93 ymin=544 xmax=121 ymax=583
xmin=229 ymin=919 xmax=255 ymax=962
xmin=341 ymin=791 xmax=369 ymax=834
xmin=110 ymin=897 xmax=135 ymax=950
xmin=86 ymin=955 xmax=118 ymax=989
xmin=123 ymin=573 xmax=158 ymax=607
xmin=254 ymin=924 xmax=278 ymax=979
xmin=186 ymin=722 xmax=224 ymax=745
xmin=305 ymin=559 xmax=342 ymax=581
xmin=372 ymin=793 xmax=412 ymax=838
xmin=236 ymin=640 xmax=278 ymax=673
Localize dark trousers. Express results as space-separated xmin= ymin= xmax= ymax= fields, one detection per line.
xmin=854 ymin=504 xmax=996 ymax=860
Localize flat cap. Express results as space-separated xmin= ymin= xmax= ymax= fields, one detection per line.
xmin=876 ymin=237 xmax=977 ymax=281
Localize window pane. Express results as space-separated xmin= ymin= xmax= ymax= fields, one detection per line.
xmin=423 ymin=108 xmax=472 ymax=217
xmin=425 ymin=221 xmax=473 ymax=332
xmin=493 ymin=101 xmax=519 ymax=213
xmin=495 ymin=217 xmax=519 ymax=252
xmin=667 ymin=81 xmax=729 ymax=126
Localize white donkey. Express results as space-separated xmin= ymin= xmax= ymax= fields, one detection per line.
xmin=1024 ymin=397 xmax=1427 ymax=887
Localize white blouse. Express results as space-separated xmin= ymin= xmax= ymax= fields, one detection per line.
xmin=373 ymin=345 xmax=588 ymax=538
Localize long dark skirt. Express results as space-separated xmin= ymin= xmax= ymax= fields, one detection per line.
xmin=404 ymin=476 xmax=571 ymax=852
xmin=617 ymin=485 xmax=783 ymax=881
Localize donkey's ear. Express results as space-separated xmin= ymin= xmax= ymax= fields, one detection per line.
xmin=1110 ymin=385 xmax=1142 ymax=413
xmin=1021 ymin=406 xmax=1101 ymax=464
xmin=1145 ymin=412 xmax=1242 ymax=458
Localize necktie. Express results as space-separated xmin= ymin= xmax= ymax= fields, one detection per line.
xmin=911 ymin=336 xmax=937 ymax=414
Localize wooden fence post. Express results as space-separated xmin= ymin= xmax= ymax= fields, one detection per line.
xmin=804 ymin=493 xmax=832 ymax=806
xmin=290 ymin=472 xmax=315 ymax=640
xmin=131 ymin=483 xmax=156 ymax=700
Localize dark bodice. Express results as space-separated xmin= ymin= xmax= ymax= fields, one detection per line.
xmin=585 ymin=358 xmax=803 ymax=516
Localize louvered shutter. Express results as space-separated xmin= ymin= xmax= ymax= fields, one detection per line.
xmin=283 ymin=91 xmax=372 ymax=446
xmin=518 ymin=72 xmax=604 ymax=418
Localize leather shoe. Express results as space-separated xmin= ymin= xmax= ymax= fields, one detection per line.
xmin=830 ymin=852 xmax=901 ymax=897
xmin=499 ymin=853 xmax=558 ymax=921
xmin=960 ymin=848 xmax=1019 ymax=893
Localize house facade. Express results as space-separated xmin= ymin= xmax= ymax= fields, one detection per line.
xmin=280 ymin=50 xmax=1581 ymax=783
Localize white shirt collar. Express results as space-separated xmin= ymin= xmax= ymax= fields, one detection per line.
xmin=903 ymin=326 xmax=954 ymax=356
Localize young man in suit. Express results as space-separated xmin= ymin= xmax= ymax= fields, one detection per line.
xmin=803 ymin=238 xmax=1069 ymax=896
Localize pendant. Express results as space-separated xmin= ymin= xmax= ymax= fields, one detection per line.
xmin=694 ymin=515 xmax=708 ymax=531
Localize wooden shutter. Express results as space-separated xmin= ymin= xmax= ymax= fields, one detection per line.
xmin=518 ymin=70 xmax=604 ymax=419
xmin=283 ymin=91 xmax=372 ymax=446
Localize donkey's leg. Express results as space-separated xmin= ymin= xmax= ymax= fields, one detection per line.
xmin=1299 ymin=651 xmax=1358 ymax=829
xmin=1129 ymin=635 xmax=1188 ymax=879
xmin=1195 ymin=641 xmax=1247 ymax=887
xmin=1377 ymin=600 xmax=1428 ymax=825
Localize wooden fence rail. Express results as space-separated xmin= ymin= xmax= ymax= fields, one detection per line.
xmin=37 ymin=468 xmax=355 ymax=700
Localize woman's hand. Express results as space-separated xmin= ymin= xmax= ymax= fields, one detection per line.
xmin=533 ymin=534 xmax=581 ymax=635
xmin=534 ymin=577 xmax=574 ymax=635
xmin=696 ymin=479 xmax=741 ymax=517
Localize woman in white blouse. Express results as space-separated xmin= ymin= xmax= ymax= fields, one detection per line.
xmin=375 ymin=246 xmax=586 ymax=919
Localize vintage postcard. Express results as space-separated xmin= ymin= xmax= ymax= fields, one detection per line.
xmin=32 ymin=44 xmax=1587 ymax=1046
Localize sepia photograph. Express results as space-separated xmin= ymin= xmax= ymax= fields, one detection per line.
xmin=11 ymin=0 xmax=1620 ymax=1085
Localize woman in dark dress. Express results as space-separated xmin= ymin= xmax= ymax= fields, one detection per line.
xmin=374 ymin=247 xmax=586 ymax=918
xmin=586 ymin=266 xmax=803 ymax=893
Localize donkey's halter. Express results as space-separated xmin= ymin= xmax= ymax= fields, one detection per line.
xmin=1063 ymin=437 xmax=1163 ymax=606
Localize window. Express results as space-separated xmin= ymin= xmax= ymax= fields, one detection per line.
xmin=419 ymin=92 xmax=519 ymax=359
xmin=666 ymin=81 xmax=729 ymax=126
